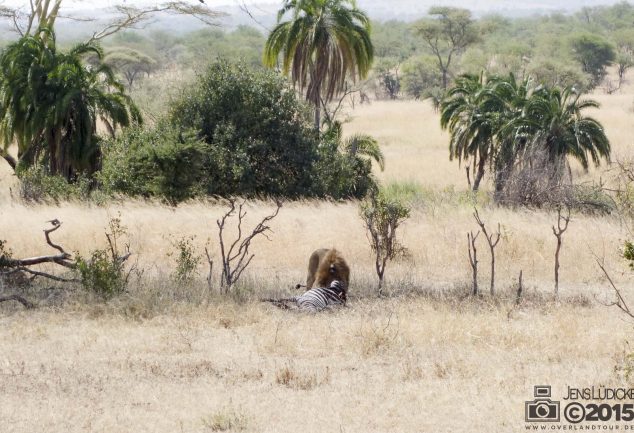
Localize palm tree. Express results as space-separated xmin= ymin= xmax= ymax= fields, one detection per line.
xmin=322 ymin=121 xmax=385 ymax=170
xmin=440 ymin=73 xmax=498 ymax=191
xmin=263 ymin=0 xmax=374 ymax=131
xmin=0 ymin=28 xmax=141 ymax=180
xmin=441 ymin=72 xmax=610 ymax=196
xmin=44 ymin=41 xmax=142 ymax=179
xmin=0 ymin=28 xmax=56 ymax=169
xmin=343 ymin=133 xmax=385 ymax=171
xmin=518 ymin=86 xmax=610 ymax=175
xmin=486 ymin=73 xmax=535 ymax=193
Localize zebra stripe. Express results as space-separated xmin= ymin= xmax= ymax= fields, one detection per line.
xmin=293 ymin=280 xmax=346 ymax=312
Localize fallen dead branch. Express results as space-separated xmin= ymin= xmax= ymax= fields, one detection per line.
xmin=1 ymin=220 xmax=78 ymax=284
xmin=0 ymin=294 xmax=34 ymax=309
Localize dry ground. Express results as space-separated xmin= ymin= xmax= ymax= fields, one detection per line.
xmin=1 ymin=81 xmax=634 ymax=432
xmin=1 ymin=299 xmax=630 ymax=433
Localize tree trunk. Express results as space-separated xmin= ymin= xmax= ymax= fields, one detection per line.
xmin=493 ymin=157 xmax=513 ymax=201
xmin=47 ymin=130 xmax=56 ymax=175
xmin=441 ymin=68 xmax=448 ymax=89
xmin=490 ymin=251 xmax=495 ymax=296
xmin=314 ymin=103 xmax=321 ymax=133
xmin=554 ymin=237 xmax=561 ymax=297
xmin=473 ymin=156 xmax=486 ymax=191
xmin=1 ymin=153 xmax=16 ymax=171
xmin=376 ymin=259 xmax=385 ymax=297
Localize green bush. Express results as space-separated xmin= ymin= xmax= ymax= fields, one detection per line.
xmin=169 ymin=59 xmax=318 ymax=198
xmin=312 ymin=137 xmax=377 ymax=199
xmin=624 ymin=241 xmax=634 ymax=271
xmin=76 ymin=249 xmax=127 ymax=299
xmin=168 ymin=236 xmax=201 ymax=283
xmin=359 ymin=191 xmax=411 ymax=294
xmin=99 ymin=60 xmax=378 ymax=202
xmin=17 ymin=166 xmax=91 ymax=202
xmin=98 ymin=124 xmax=210 ymax=203
xmin=76 ymin=216 xmax=130 ymax=299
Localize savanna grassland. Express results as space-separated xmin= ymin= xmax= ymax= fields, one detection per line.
xmin=2 ymin=80 xmax=634 ymax=433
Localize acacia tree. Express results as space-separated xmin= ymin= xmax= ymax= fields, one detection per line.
xmin=612 ymin=29 xmax=634 ymax=91
xmin=415 ymin=7 xmax=478 ymax=89
xmin=105 ymin=47 xmax=158 ymax=88
xmin=263 ymin=0 xmax=374 ymax=131
xmin=570 ymin=33 xmax=615 ymax=88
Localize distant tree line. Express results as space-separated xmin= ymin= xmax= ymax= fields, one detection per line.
xmin=366 ymin=3 xmax=633 ymax=101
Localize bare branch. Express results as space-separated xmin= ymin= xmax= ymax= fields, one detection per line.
xmin=216 ymin=200 xmax=282 ymax=292
xmin=19 ymin=267 xmax=77 ymax=282
xmin=235 ymin=0 xmax=270 ymax=32
xmin=0 ymin=6 xmax=24 ymax=35
xmin=5 ymin=220 xmax=74 ymax=269
xmin=0 ymin=295 xmax=34 ymax=309
xmin=88 ymin=3 xmax=224 ymax=42
xmin=7 ymin=253 xmax=73 ymax=268
xmin=473 ymin=208 xmax=501 ymax=296
xmin=0 ymin=219 xmax=118 ymax=287
xmin=552 ymin=206 xmax=571 ymax=297
xmin=204 ymin=246 xmax=213 ymax=292
xmin=595 ymin=258 xmax=634 ymax=320
xmin=467 ymin=230 xmax=480 ymax=296
xmin=320 ymin=81 xmax=362 ymax=125
xmin=0 ymin=1 xmax=224 ymax=41
xmin=44 ymin=220 xmax=67 ymax=255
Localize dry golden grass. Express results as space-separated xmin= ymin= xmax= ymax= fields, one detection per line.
xmin=1 ymin=82 xmax=634 ymax=432
xmin=344 ymin=89 xmax=634 ymax=190
xmin=345 ymin=100 xmax=464 ymax=188
xmin=0 ymin=199 xmax=630 ymax=294
xmin=0 ymin=299 xmax=630 ymax=432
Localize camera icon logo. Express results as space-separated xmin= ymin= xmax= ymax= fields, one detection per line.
xmin=525 ymin=386 xmax=560 ymax=423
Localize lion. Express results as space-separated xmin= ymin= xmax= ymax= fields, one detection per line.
xmin=297 ymin=248 xmax=350 ymax=296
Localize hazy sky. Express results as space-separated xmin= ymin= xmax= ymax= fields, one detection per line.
xmin=1 ymin=0 xmax=260 ymax=7
xmin=1 ymin=0 xmax=632 ymax=16
xmin=2 ymin=0 xmax=631 ymax=9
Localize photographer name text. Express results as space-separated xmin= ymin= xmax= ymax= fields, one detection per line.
xmin=564 ymin=387 xmax=634 ymax=401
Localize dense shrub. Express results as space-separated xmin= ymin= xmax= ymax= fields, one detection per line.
xmin=99 ymin=60 xmax=377 ymax=202
xmin=98 ymin=124 xmax=210 ymax=203
xmin=169 ymin=59 xmax=319 ymax=198
xmin=17 ymin=166 xmax=91 ymax=202
xmin=76 ymin=216 xmax=130 ymax=299
xmin=76 ymin=249 xmax=127 ymax=299
xmin=312 ymin=128 xmax=377 ymax=199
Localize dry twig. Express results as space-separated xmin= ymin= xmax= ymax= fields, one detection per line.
xmin=467 ymin=230 xmax=480 ymax=296
xmin=217 ymin=199 xmax=282 ymax=292
xmin=552 ymin=206 xmax=571 ymax=297
xmin=473 ymin=208 xmax=501 ymax=296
